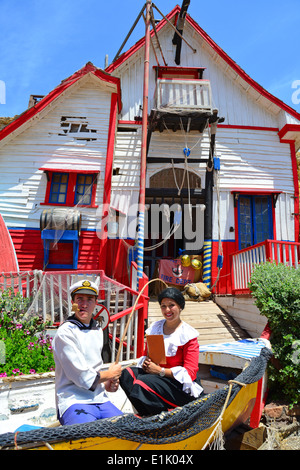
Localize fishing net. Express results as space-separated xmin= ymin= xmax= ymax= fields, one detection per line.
xmin=0 ymin=347 xmax=272 ymax=449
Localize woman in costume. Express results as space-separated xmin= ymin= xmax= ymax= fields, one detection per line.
xmin=120 ymin=287 xmax=203 ymax=416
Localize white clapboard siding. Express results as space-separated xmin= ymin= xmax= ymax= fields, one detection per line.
xmin=216 ymin=128 xmax=294 ymax=192
xmin=147 ymin=128 xmax=210 ymax=163
xmin=212 ymin=127 xmax=295 ymax=241
xmin=110 ymin=127 xmax=142 ymax=218
xmin=113 ymin=20 xmax=287 ymax=129
xmin=0 ymin=80 xmax=114 ymax=230
xmin=146 ymin=125 xmax=295 ymax=243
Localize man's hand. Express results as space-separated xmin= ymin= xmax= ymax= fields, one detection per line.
xmin=108 ymin=362 xmax=122 ymax=380
xmin=104 ymin=363 xmax=122 ymax=393
xmin=105 ymin=378 xmax=120 ymax=393
xmin=98 ymin=362 xmax=122 ymax=388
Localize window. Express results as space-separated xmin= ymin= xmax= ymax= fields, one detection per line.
xmin=75 ymin=174 xmax=93 ymax=205
xmin=238 ymin=195 xmax=274 ymax=249
xmin=41 ymin=169 xmax=99 ymax=207
xmin=49 ymin=173 xmax=69 ymax=204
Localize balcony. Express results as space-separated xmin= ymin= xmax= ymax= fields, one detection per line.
xmin=156 ymin=78 xmax=213 ymax=113
xmin=149 ymin=78 xmax=221 ymax=133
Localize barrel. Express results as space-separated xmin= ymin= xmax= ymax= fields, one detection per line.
xmin=40 ymin=208 xmax=82 ymax=235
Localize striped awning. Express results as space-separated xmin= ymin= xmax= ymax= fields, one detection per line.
xmin=199 ymin=338 xmax=269 ymax=359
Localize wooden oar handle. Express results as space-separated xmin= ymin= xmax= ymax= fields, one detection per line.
xmin=115 ymin=278 xmax=168 ymax=363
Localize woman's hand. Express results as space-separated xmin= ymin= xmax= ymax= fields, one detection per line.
xmin=142 ymin=357 xmax=161 ymax=375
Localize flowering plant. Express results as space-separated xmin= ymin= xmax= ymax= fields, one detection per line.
xmin=0 ymin=288 xmax=55 ymax=377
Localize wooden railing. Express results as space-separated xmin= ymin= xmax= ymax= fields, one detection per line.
xmin=155 ymin=78 xmax=213 ymax=113
xmin=0 ymin=268 xmax=149 ymax=360
xmin=230 ymin=240 xmax=300 ymax=295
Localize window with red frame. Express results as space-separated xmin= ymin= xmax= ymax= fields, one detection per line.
xmin=154 ymin=66 xmax=206 ymax=80
xmin=41 ymin=170 xmax=99 ymax=207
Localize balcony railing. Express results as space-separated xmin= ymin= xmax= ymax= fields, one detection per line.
xmin=155 ymin=78 xmax=213 ymax=113
xmin=0 ymin=268 xmax=149 ymax=361
xmin=230 ymin=240 xmax=300 ymax=295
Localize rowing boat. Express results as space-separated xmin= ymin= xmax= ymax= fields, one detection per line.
xmin=0 ymin=342 xmax=272 ymax=450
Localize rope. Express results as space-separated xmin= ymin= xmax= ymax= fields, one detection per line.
xmin=115 ymin=278 xmax=168 ymax=363
xmin=0 ymin=349 xmax=272 ymax=449
xmin=1 ymin=371 xmax=55 ymax=384
xmin=201 ymin=379 xmax=246 ymax=450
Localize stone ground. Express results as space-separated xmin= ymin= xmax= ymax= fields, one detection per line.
xmin=259 ymin=400 xmax=300 ymax=450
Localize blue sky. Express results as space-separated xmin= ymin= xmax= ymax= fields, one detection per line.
xmin=0 ymin=0 xmax=299 ymax=117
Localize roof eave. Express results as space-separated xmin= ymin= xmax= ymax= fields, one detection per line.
xmin=0 ymin=62 xmax=122 ymax=143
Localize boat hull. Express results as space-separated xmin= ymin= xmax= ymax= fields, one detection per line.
xmin=24 ymin=381 xmax=258 ymax=450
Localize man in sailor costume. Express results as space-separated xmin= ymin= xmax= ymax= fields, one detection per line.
xmin=53 ymin=280 xmax=122 ymax=425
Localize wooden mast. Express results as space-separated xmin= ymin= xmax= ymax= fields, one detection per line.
xmin=136 ymin=0 xmax=151 ymax=280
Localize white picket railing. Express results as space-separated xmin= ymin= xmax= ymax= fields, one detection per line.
xmin=0 ymin=268 xmax=149 ymax=361
xmin=156 ymin=78 xmax=213 ymax=113
xmin=231 ymin=240 xmax=300 ymax=294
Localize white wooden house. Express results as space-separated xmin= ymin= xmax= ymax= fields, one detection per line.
xmin=0 ymin=4 xmax=300 ymax=309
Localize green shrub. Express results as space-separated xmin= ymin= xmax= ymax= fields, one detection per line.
xmin=0 ymin=288 xmax=55 ymax=377
xmin=249 ymin=262 xmax=300 ymax=406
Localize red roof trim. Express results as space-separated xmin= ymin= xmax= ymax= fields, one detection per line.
xmin=39 ymin=167 xmax=100 ymax=174
xmin=231 ymin=189 xmax=283 ymax=195
xmin=187 ymin=15 xmax=300 ymax=122
xmin=0 ymin=62 xmax=122 ymax=142
xmin=106 ymin=5 xmax=300 ymax=122
xmin=278 ymin=124 xmax=300 ymax=141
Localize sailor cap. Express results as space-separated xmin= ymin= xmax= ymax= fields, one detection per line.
xmin=70 ymin=280 xmax=98 ymax=298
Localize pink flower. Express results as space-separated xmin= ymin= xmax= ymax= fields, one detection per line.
xmin=12 ymin=369 xmax=20 ymax=374
xmin=29 ymin=369 xmax=36 ymax=374
xmin=0 ymin=372 xmax=7 ymax=378
xmin=16 ymin=324 xmax=22 ymax=329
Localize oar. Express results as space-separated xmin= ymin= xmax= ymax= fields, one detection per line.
xmin=115 ymin=278 xmax=168 ymax=363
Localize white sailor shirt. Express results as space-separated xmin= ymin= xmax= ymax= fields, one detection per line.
xmin=52 ymin=317 xmax=109 ymax=418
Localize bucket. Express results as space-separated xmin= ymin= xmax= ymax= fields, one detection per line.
xmin=40 ymin=208 xmax=82 ymax=234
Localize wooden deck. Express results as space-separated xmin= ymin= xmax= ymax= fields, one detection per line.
xmin=147 ymin=298 xmax=248 ymax=345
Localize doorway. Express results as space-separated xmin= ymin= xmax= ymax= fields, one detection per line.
xmin=144 ymin=168 xmax=205 ymax=279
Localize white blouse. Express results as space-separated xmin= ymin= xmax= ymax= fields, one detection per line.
xmin=139 ymin=320 xmax=203 ymax=398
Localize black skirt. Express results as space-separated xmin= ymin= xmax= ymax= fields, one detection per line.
xmin=120 ymin=367 xmax=195 ymax=416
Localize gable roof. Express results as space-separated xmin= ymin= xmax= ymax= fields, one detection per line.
xmin=0 ymin=62 xmax=121 ymax=143
xmin=106 ymin=5 xmax=300 ymax=123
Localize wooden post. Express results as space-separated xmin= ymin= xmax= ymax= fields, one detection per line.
xmin=136 ymin=0 xmax=151 ymax=280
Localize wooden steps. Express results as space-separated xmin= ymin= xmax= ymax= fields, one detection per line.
xmin=147 ymin=298 xmax=248 ymax=345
